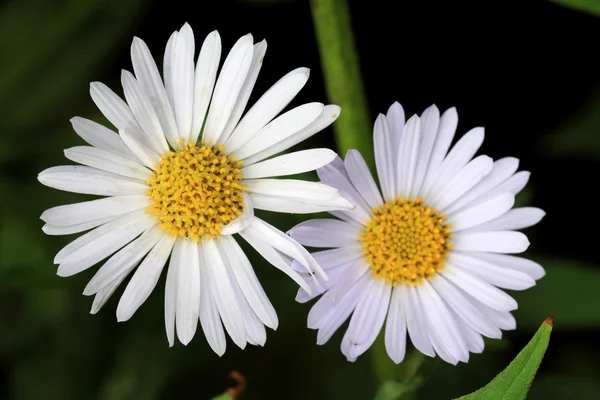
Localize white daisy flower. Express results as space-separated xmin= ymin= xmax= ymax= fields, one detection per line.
xmin=288 ymin=102 xmax=546 ymax=364
xmin=38 ymin=23 xmax=353 ymax=354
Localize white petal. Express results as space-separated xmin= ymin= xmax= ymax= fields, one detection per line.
xmin=410 ymin=105 xmax=440 ymax=197
xmin=70 ymin=117 xmax=136 ymax=161
xmin=345 ymin=149 xmax=384 ymax=209
xmin=82 ymin=225 xmax=163 ymax=295
xmin=345 ymin=277 xmax=391 ymax=360
xmin=203 ymin=239 xmax=246 ymax=349
xmin=226 ymin=67 xmax=310 ymax=152
xmin=218 ymin=40 xmax=267 ymax=145
xmin=198 ymin=244 xmax=227 ymax=355
xmin=385 ymin=101 xmax=405 ymax=167
xmin=475 ymin=304 xmax=516 ymax=331
xmin=384 ymin=287 xmax=407 ymax=363
xmin=89 ymin=82 xmax=148 ymax=147
xmin=239 ymin=225 xmax=311 ymax=294
xmin=220 ymin=192 xmax=254 ymax=235
xmin=295 ymin=265 xmax=347 ymax=303
xmin=242 ymin=105 xmax=341 ymax=166
xmin=229 ymin=268 xmax=267 ymax=346
xmin=458 ymin=319 xmax=485 ymax=354
xmin=121 ymin=70 xmax=169 ymax=154
xmin=448 ymin=193 xmax=515 ymax=232
xmin=64 ymin=146 xmax=153 ymax=180
xmin=38 ymin=166 xmax=148 ymax=196
xmin=418 ymin=107 xmax=458 ymax=198
xmin=471 ymin=207 xmax=545 ymax=232
xmin=452 ymin=231 xmax=530 ymax=253
xmin=405 ymin=285 xmax=435 ymax=357
xmin=56 ymin=212 xmax=153 ymax=277
xmin=419 ymin=281 xmax=469 ymax=364
xmin=287 ymin=219 xmax=360 ymax=248
xmin=396 ymin=115 xmax=421 ymax=197
xmin=172 ymin=23 xmax=195 ymax=141
xmin=249 ymin=192 xmax=354 ymax=214
xmin=492 ymin=170 xmax=530 ymax=196
xmin=308 ymin=259 xmax=369 ymax=328
xmin=315 ymin=272 xmax=368 ymax=345
xmin=250 ymin=217 xmax=326 ymax=279
xmin=464 ymin=253 xmax=545 ymax=281
xmin=43 ymin=216 xmax=116 ymax=236
xmin=316 ymin=159 xmax=372 ymax=223
xmin=131 ymin=36 xmax=179 ymax=147
xmin=175 ymin=240 xmax=201 ymax=345
xmin=373 ymin=114 xmax=395 ymax=201
xmin=429 ymin=127 xmax=485 ymax=198
xmin=444 ymin=157 xmax=519 ymax=215
xmin=54 ymin=210 xmax=146 ymax=265
xmin=164 ymin=236 xmax=179 ymax=346
xmin=442 ymin=264 xmax=518 ymax=312
xmin=463 ymin=171 xmax=531 ymax=212
xmin=231 ymin=102 xmax=323 ymax=160
xmin=244 ymin=178 xmax=339 ymax=201
xmin=117 ymin=235 xmax=175 ymax=321
xmin=54 ymin=209 xmax=148 ymax=265
xmin=219 ymin=240 xmax=267 ymax=346
xmin=220 ymin=235 xmax=278 ymax=329
xmin=163 ymin=31 xmax=178 ymax=114
xmin=190 ymin=31 xmax=222 ymax=143
xmin=242 ymin=149 xmax=337 ymax=179
xmin=450 ymin=252 xmax=536 ymax=290
xmin=298 ymin=246 xmax=363 ymax=271
xmin=119 ymin=127 xmax=161 ymax=169
xmin=41 ymin=195 xmax=149 ymax=226
xmin=202 ymin=34 xmax=254 ymax=145
xmin=430 ymin=275 xmax=502 ymax=339
xmin=432 ymin=155 xmax=494 ymax=211
xmin=90 ymin=271 xmax=129 ymax=314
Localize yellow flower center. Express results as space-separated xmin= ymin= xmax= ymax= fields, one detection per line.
xmin=359 ymin=197 xmax=454 ymax=287
xmin=146 ymin=142 xmax=244 ymax=241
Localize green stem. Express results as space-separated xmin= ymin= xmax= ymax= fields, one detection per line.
xmin=371 ymin=334 xmax=427 ymax=399
xmin=310 ymin=0 xmax=374 ymax=169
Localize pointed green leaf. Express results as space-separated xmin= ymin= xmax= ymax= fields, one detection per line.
xmin=455 ymin=317 xmax=553 ymax=400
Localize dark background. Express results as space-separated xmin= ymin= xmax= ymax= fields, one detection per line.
xmin=1 ymin=0 xmax=599 ymax=398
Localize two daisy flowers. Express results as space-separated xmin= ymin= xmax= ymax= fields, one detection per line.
xmin=38 ymin=24 xmax=545 ymax=364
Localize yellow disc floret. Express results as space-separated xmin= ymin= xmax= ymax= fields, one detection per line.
xmin=146 ymin=142 xmax=244 ymax=241
xmin=359 ymin=197 xmax=453 ymax=287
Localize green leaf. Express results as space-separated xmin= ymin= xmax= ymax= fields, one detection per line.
xmin=310 ymin=0 xmax=374 ymax=169
xmin=455 ymin=317 xmax=553 ymax=400
xmin=513 ymin=258 xmax=600 ymax=329
xmin=211 ymin=393 xmax=233 ymax=400
xmin=549 ymin=0 xmax=600 ymax=17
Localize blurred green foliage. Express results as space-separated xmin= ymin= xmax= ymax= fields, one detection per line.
xmin=1 ymin=0 xmax=600 ymax=399
xmin=550 ymin=0 xmax=600 ymax=17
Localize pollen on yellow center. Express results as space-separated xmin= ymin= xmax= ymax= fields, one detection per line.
xmin=359 ymin=197 xmax=454 ymax=287
xmin=146 ymin=142 xmax=244 ymax=241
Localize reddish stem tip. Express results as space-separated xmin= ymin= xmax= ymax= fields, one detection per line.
xmin=544 ymin=315 xmax=554 ymax=326
xmin=227 ymin=370 xmax=247 ymax=399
